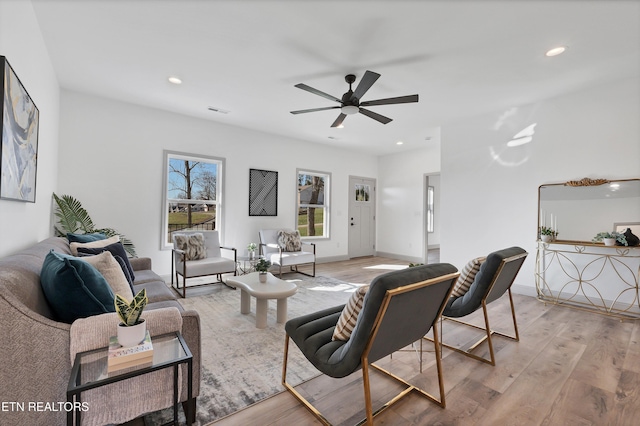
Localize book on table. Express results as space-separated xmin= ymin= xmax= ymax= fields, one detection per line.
xmin=107 ymin=330 xmax=153 ymax=372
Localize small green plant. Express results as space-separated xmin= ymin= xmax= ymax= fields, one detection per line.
xmin=115 ymin=289 xmax=148 ymax=326
xmin=408 ymin=263 xmax=424 ymax=267
xmin=539 ymin=226 xmax=558 ymax=237
xmin=247 ymin=242 xmax=257 ymax=252
xmin=255 ymin=258 xmax=271 ymax=273
xmin=592 ymin=232 xmax=627 ymax=246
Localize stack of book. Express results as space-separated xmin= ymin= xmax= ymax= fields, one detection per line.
xmin=107 ymin=330 xmax=154 ymax=372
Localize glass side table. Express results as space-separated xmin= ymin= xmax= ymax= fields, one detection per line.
xmin=236 ymin=255 xmax=263 ymax=275
xmin=67 ymin=331 xmax=193 ymax=426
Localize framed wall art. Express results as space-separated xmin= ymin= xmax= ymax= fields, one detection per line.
xmin=1 ymin=56 xmax=39 ymax=202
xmin=249 ymin=168 xmax=278 ymax=216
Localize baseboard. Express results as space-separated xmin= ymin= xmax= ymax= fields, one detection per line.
xmin=511 ymin=283 xmax=537 ymax=297
xmin=316 ymin=255 xmax=350 ymax=264
xmin=374 ymin=251 xmax=421 ymax=264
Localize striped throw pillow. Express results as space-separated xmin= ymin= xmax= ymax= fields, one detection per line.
xmin=332 ymin=285 xmax=369 ymax=341
xmin=450 ymin=256 xmax=486 ymax=298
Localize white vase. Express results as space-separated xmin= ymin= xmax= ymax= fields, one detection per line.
xmin=541 ymin=235 xmax=552 ymax=243
xmin=259 ymin=272 xmax=267 ymax=283
xmin=117 ymin=319 xmax=146 ymax=347
xmin=603 ymin=238 xmax=616 ymax=246
xmin=248 ymin=251 xmax=255 ymax=260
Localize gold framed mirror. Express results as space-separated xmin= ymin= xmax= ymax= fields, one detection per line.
xmin=537 ymin=177 xmax=640 ymax=244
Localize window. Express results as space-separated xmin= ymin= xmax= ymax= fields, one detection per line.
xmin=427 ymin=185 xmax=434 ymax=233
xmin=162 ymin=151 xmax=224 ymax=248
xmin=297 ymin=170 xmax=330 ymax=238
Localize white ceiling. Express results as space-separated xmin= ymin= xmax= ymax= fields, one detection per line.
xmin=31 ymin=0 xmax=640 ymax=155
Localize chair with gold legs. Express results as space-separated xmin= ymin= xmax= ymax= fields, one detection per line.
xmin=282 ymin=263 xmax=460 ymax=425
xmin=427 ymin=247 xmax=528 ymax=366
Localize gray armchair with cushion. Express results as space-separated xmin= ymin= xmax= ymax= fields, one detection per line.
xmin=258 ymin=229 xmax=315 ymax=277
xmin=171 ymin=230 xmax=237 ymax=298
xmin=282 ymin=263 xmax=459 ymax=425
xmin=433 ymin=246 xmax=528 ymax=365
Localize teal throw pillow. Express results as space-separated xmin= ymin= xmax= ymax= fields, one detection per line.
xmin=67 ymin=232 xmax=107 ymax=243
xmin=40 ymin=250 xmax=115 ymax=323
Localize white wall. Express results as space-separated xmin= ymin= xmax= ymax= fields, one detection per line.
xmin=0 ymin=0 xmax=60 ymax=257
xmin=376 ymin=143 xmax=441 ymax=262
xmin=440 ymin=77 xmax=640 ymax=293
xmin=57 ymin=90 xmax=378 ymax=276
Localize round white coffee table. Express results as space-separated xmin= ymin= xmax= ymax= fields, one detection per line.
xmin=226 ymin=272 xmax=297 ymax=328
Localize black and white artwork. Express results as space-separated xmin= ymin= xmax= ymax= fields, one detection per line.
xmin=249 ymin=169 xmax=278 ymax=216
xmin=1 ymin=56 xmax=39 ymax=202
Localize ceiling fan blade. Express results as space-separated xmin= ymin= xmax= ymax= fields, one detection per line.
xmin=360 ymin=94 xmax=419 ymax=107
xmin=331 ymin=113 xmax=347 ymax=128
xmin=294 ymin=83 xmax=342 ymax=103
xmin=290 ymin=106 xmax=341 ymax=115
xmin=359 ymin=108 xmax=392 ymax=124
xmin=351 ymin=70 xmax=380 ymax=101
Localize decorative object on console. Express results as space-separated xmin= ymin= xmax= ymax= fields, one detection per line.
xmin=53 ymin=193 xmax=137 ymax=256
xmin=592 ymin=231 xmax=627 ymax=246
xmin=622 ymin=228 xmax=640 ymax=247
xmin=255 ymin=258 xmax=271 ymax=283
xmin=115 ymin=288 xmax=148 ymax=347
xmin=539 ymin=226 xmax=558 ymax=243
xmin=249 ymin=168 xmax=278 ymax=216
xmin=247 ymin=242 xmax=257 ymax=259
xmin=0 ymin=56 xmax=39 ymax=203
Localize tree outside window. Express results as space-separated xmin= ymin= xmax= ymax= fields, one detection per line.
xmin=163 ymin=151 xmax=224 ymax=246
xmin=297 ymin=170 xmax=329 ymax=238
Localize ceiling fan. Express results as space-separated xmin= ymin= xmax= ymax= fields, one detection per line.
xmin=290 ymin=70 xmax=419 ymax=127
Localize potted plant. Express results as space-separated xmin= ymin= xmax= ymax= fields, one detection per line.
xmin=247 ymin=242 xmax=257 ymax=260
xmin=115 ymin=288 xmax=148 ymax=347
xmin=592 ymin=232 xmax=627 ymax=246
xmin=539 ymin=226 xmax=558 ymax=243
xmin=255 ymin=258 xmax=271 ymax=283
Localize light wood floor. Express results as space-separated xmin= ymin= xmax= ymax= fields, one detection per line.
xmin=207 ymin=254 xmax=640 ymax=426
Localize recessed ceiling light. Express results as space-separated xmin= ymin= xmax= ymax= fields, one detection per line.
xmin=168 ymin=76 xmax=182 ymax=84
xmin=337 ymin=124 xmax=344 ymax=129
xmin=396 ymin=141 xmax=404 ymax=145
xmin=545 ymin=46 xmax=566 ymax=57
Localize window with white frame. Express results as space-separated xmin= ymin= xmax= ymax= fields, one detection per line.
xmin=297 ymin=170 xmax=330 ymax=238
xmin=162 ymin=151 xmax=224 ymax=247
xmin=427 ymin=185 xmax=434 ymax=233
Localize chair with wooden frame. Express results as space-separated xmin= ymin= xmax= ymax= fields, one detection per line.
xmin=428 ymin=247 xmax=528 ymax=366
xmin=282 ymin=263 xmax=460 ymax=425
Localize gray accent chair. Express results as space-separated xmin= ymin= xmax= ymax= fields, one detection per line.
xmin=283 ymin=263 xmax=459 ymax=425
xmin=258 ymin=229 xmax=316 ymax=277
xmin=171 ymin=230 xmax=237 ymax=298
xmin=432 ymin=246 xmax=528 ymax=366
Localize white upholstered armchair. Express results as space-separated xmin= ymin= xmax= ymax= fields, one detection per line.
xmin=171 ymin=230 xmax=237 ymax=297
xmin=258 ymin=229 xmax=315 ymax=278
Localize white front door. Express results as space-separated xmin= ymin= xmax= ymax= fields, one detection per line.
xmin=348 ymin=176 xmax=376 ymax=258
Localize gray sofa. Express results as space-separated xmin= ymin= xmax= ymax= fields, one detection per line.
xmin=0 ymin=237 xmax=200 ymax=425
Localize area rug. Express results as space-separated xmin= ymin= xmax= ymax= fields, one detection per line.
xmin=148 ymin=275 xmax=359 ymax=425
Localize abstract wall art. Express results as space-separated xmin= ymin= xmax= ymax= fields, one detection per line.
xmin=1 ymin=56 xmax=39 ymax=202
xmin=249 ymin=168 xmax=278 ymax=216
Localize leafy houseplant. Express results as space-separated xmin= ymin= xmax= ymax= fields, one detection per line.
xmin=592 ymin=232 xmax=627 ymax=246
xmin=52 ymin=193 xmax=137 ymax=257
xmin=115 ymin=289 xmax=148 ymax=347
xmin=539 ymin=226 xmax=558 ymax=242
xmin=255 ymin=258 xmax=271 ymax=282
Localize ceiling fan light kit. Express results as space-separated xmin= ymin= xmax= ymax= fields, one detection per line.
xmin=291 ymin=70 xmax=418 ymax=127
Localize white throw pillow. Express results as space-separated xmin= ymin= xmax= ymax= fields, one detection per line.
xmin=332 ymin=285 xmax=369 ymax=341
xmin=78 ymin=250 xmax=134 ymax=300
xmin=70 ymin=235 xmax=120 ymax=256
xmin=450 ymin=256 xmax=486 ymax=298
